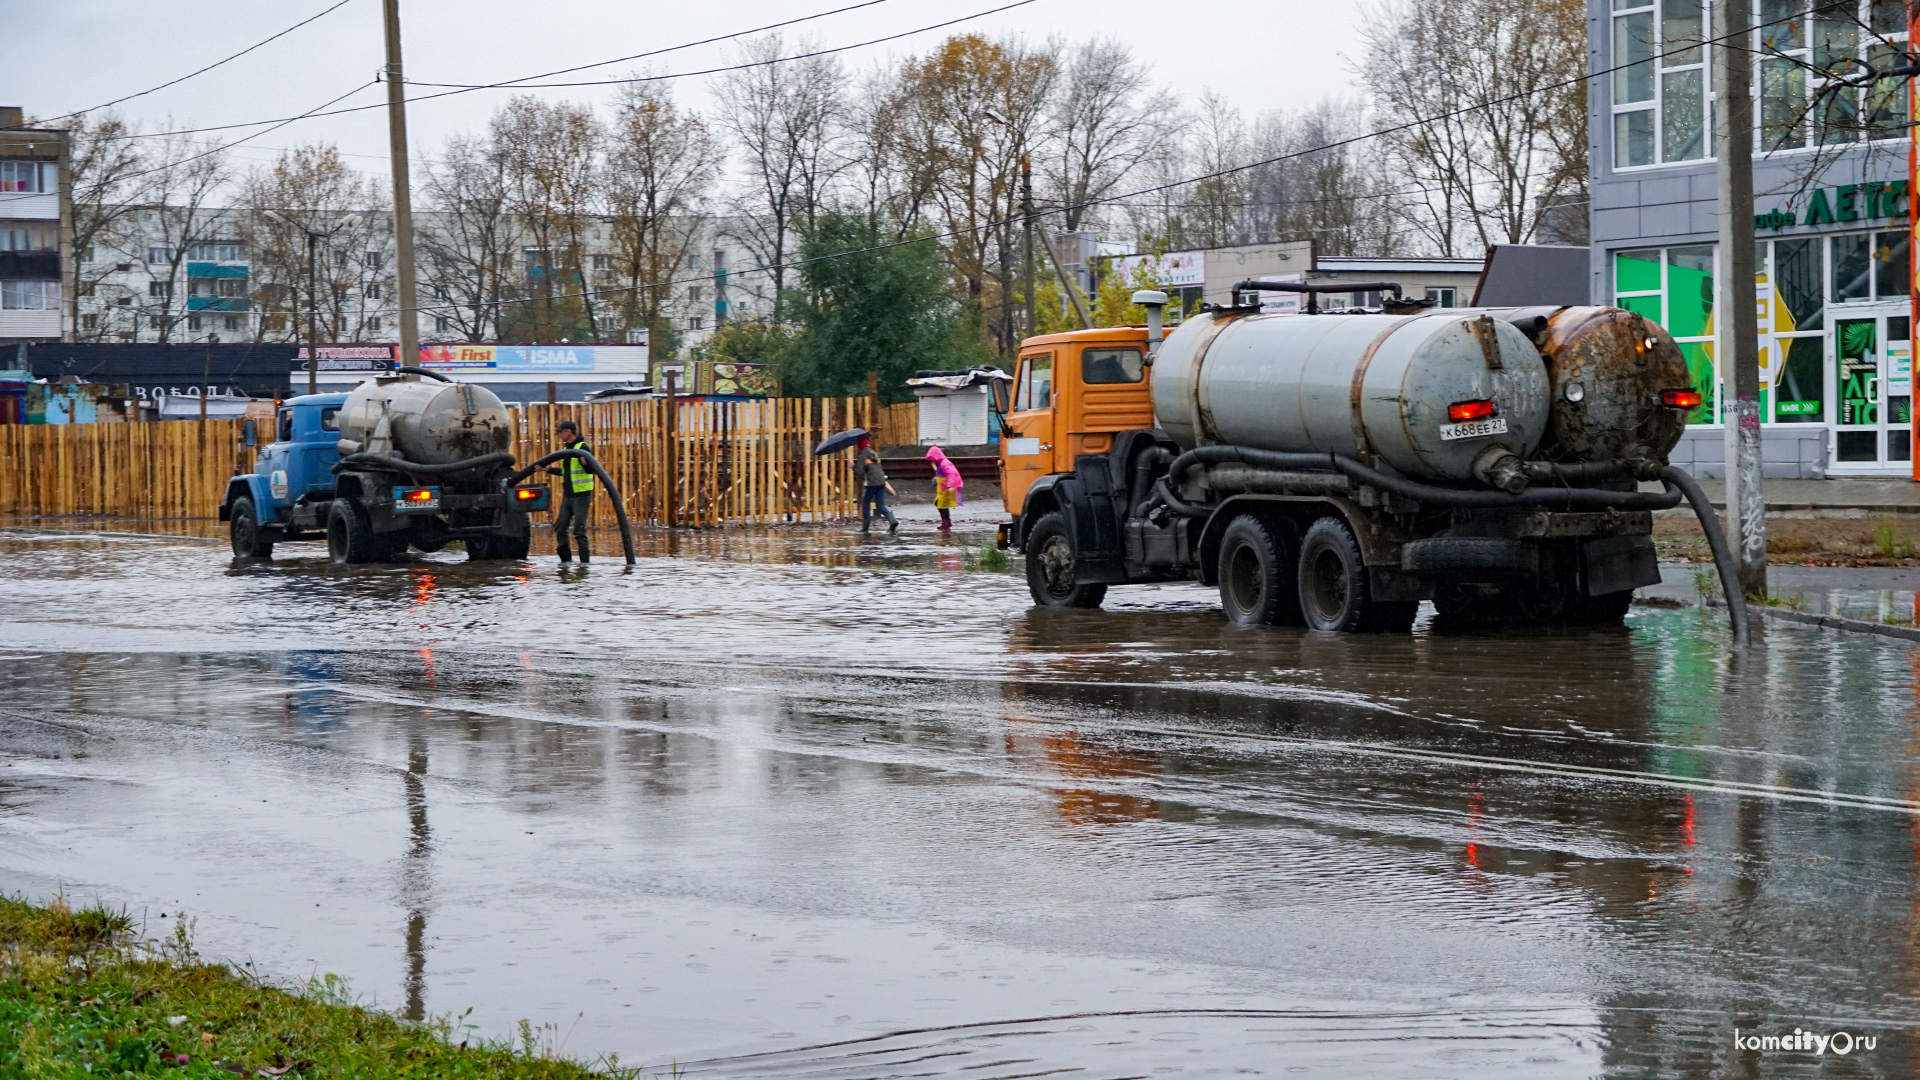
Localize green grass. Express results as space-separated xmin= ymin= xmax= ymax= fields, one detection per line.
xmin=1876 ymin=518 xmax=1915 ymax=559
xmin=961 ymin=543 xmax=1010 ymax=572
xmin=0 ymin=896 xmax=630 ymax=1079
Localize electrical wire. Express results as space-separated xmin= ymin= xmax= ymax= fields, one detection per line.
xmin=404 ymin=0 xmax=1038 ymax=89
xmin=100 ymin=0 xmax=1032 ymax=142
xmin=47 ymin=0 xmax=357 ymax=121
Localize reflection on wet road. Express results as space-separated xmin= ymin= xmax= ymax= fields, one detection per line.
xmin=1 ymin=526 xmax=1918 ymax=1076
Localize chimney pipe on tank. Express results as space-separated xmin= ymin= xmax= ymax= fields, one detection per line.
xmin=1133 ymin=290 xmax=1168 ymax=365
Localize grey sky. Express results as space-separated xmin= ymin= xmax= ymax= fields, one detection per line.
xmin=9 ymin=0 xmax=1369 ymax=187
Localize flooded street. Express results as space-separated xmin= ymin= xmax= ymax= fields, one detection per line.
xmin=1 ymin=520 xmax=1918 ymax=1077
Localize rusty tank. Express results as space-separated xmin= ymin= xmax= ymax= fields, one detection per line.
xmin=1479 ymin=306 xmax=1693 ymax=464
xmin=337 ymin=374 xmax=514 ymax=465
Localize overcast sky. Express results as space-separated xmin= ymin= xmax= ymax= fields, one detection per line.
xmin=9 ymin=0 xmax=1369 ymax=187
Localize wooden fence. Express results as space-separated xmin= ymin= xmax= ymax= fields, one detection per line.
xmin=0 ymin=397 xmax=891 ymax=527
xmin=0 ymin=419 xmax=255 ymax=520
xmin=873 ymin=401 xmax=919 ymax=447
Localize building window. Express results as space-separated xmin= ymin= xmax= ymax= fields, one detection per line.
xmin=187 ymin=241 xmax=244 ymax=262
xmin=689 ymin=315 xmax=703 ymax=330
xmin=590 ymin=253 xmax=611 ymax=271
xmin=1614 ymin=246 xmax=1718 ymax=421
xmin=1611 ymin=0 xmax=1706 ymax=168
xmin=365 ymin=251 xmax=381 ymax=270
xmin=187 ymin=314 xmax=203 ymax=331
xmin=1425 ymin=286 xmax=1458 ymax=307
xmin=149 ymin=280 xmax=173 ymax=299
xmin=366 ymin=282 xmax=381 ymax=299
xmin=1760 ymin=0 xmax=1910 ymax=150
xmin=223 ymin=316 xmax=240 ymax=332
xmin=147 ymin=247 xmax=171 ymax=264
xmin=368 ymin=316 xmax=381 ymax=333
xmin=0 ymin=221 xmax=55 ymax=251
xmin=0 ymin=161 xmax=52 ymax=193
xmin=435 ymin=315 xmax=451 ymax=333
xmin=689 ymin=285 xmax=703 ymax=304
xmin=81 ymin=314 xmax=99 ymax=331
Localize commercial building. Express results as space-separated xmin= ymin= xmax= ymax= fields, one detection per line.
xmin=1107 ymin=240 xmax=1485 ymax=316
xmin=1588 ymin=0 xmax=1912 ymax=478
xmin=0 ymin=106 xmax=69 ymax=361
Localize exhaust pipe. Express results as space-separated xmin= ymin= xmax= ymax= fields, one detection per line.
xmin=1133 ymin=290 xmax=1167 ymax=365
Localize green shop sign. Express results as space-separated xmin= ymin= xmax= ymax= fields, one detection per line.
xmin=1754 ymin=181 xmax=1910 ymax=231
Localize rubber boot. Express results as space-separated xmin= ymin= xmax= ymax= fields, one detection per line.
xmin=578 ymin=535 xmax=591 ymax=564
xmin=888 ymin=514 xmax=899 ymax=535
xmin=557 ymin=540 xmax=572 ymax=564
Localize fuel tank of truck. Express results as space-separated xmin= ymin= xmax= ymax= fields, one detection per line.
xmin=338 ymin=374 xmax=514 ymax=465
xmin=1151 ymin=310 xmax=1550 ymax=483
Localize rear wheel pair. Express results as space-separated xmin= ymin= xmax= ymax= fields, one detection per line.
xmin=1217 ymin=514 xmax=1417 ymax=633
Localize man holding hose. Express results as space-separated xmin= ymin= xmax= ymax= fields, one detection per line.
xmin=547 ymin=419 xmax=594 ymax=563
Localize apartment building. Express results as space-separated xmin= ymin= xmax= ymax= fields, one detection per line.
xmin=0 ymin=106 xmax=70 ymax=361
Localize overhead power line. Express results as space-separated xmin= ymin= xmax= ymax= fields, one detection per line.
xmin=102 ymin=0 xmax=1032 ymax=142
xmin=51 ymin=0 xmax=357 ymax=121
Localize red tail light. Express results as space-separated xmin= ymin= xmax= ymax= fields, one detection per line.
xmin=1448 ymin=400 xmax=1496 ymax=422
xmin=402 ymin=488 xmax=435 ymax=502
xmin=1661 ymin=388 xmax=1703 ymax=409
xmin=513 ymin=487 xmax=543 ymax=501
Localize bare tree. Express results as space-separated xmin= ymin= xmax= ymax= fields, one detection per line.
xmin=715 ymin=35 xmax=849 ymax=320
xmin=60 ymin=112 xmax=148 ymax=342
xmin=491 ymin=95 xmax=601 ymax=341
xmin=419 ymin=133 xmax=515 ymax=342
xmin=1042 ymin=39 xmax=1175 ymax=235
xmin=1358 ymin=0 xmax=1587 ymax=255
xmin=603 ymin=80 xmax=716 ymax=350
xmin=239 ymin=143 xmax=392 ymax=343
xmin=129 ymin=129 xmax=233 ymax=343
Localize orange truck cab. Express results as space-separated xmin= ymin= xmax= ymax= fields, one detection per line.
xmin=999 ymin=326 xmax=1156 ymax=534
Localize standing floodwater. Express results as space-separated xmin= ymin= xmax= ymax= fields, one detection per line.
xmin=0 ymin=525 xmax=1916 ymax=1076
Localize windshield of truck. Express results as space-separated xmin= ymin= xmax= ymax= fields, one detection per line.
xmin=1016 ymin=354 xmax=1052 ymax=411
xmin=320 ymin=407 xmax=340 ymax=431
xmin=1082 ymin=347 xmax=1144 ymax=384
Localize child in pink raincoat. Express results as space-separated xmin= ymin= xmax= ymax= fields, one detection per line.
xmin=926 ymin=445 xmax=964 ymax=530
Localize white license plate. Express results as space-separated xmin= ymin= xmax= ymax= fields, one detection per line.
xmin=1439 ymin=417 xmax=1508 ymax=441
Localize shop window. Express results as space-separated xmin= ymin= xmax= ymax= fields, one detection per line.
xmin=1832 ymin=233 xmax=1873 ymax=301
xmin=1872 ymin=230 xmax=1909 ymax=298
xmin=1615 ymin=246 xmax=1717 ymax=423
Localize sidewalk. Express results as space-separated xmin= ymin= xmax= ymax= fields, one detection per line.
xmin=1685 ymin=477 xmax=1920 ymax=515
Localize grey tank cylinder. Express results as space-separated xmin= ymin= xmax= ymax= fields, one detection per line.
xmin=339 ymin=377 xmax=514 ymax=465
xmin=1151 ymin=311 xmax=1550 ymax=483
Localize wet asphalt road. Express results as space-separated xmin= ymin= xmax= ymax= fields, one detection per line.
xmin=1 ymin=518 xmax=1918 ymax=1078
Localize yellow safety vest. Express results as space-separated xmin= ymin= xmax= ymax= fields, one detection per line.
xmin=562 ymin=439 xmax=595 ymax=495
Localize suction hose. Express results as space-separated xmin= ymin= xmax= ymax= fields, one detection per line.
xmin=395 ymin=365 xmax=452 ymax=382
xmin=1659 ymin=465 xmax=1750 ymax=645
xmin=505 ymin=449 xmax=637 ymax=567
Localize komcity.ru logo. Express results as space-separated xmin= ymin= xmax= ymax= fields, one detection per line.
xmin=1733 ymin=1028 xmax=1876 ymax=1055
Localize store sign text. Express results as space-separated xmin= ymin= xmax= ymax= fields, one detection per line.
xmin=1754 ymin=181 xmax=1910 ymax=231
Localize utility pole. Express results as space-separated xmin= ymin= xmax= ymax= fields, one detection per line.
xmin=1714 ymin=0 xmax=1765 ymax=601
xmin=383 ymin=0 xmax=421 ymax=372
xmin=201 ymin=333 xmax=216 ymax=422
xmin=1021 ymin=156 xmax=1034 ymax=340
xmin=306 ymin=231 xmax=319 ymax=394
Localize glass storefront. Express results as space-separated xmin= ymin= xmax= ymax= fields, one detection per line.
xmin=1611 ymin=231 xmax=1913 ymax=470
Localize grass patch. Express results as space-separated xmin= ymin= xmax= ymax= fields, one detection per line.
xmin=962 ymin=543 xmax=1010 ymax=572
xmin=0 ymin=895 xmax=629 ymax=1078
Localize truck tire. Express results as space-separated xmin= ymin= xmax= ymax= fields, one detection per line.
xmin=1025 ymin=511 xmax=1107 ymax=609
xmin=228 ymin=497 xmax=275 ymax=560
xmin=467 ymin=534 xmax=531 ymax=561
xmin=1297 ymin=516 xmax=1417 ymax=633
xmin=1217 ymin=514 xmax=1301 ymax=626
xmin=327 ymin=499 xmax=384 ymax=565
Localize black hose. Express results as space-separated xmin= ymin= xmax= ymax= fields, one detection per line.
xmin=1522 ymin=460 xmax=1631 ymax=483
xmin=1131 ymin=447 xmax=1172 ymax=518
xmin=1330 ymin=457 xmax=1684 ymax=510
xmin=332 ymin=451 xmax=516 ymax=476
xmin=395 ymin=365 xmax=452 ymax=382
xmin=1152 ymin=476 xmax=1210 ymax=518
xmin=504 ymin=449 xmax=637 ymax=567
xmin=1660 ymin=465 xmax=1750 ymax=644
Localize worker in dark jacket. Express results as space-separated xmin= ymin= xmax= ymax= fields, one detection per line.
xmin=855 ymin=436 xmax=897 ymax=534
xmin=547 ymin=419 xmax=594 ymax=563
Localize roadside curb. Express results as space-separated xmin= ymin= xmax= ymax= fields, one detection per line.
xmin=1698 ymin=597 xmax=1920 ymax=643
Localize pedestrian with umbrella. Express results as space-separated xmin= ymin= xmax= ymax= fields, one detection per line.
xmin=814 ymin=427 xmax=896 ymax=535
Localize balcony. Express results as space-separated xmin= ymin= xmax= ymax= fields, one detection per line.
xmin=0 ymin=251 xmax=59 ymax=280
xmin=186 ymin=297 xmax=251 ymax=312
xmin=186 ymin=262 xmax=248 ymax=279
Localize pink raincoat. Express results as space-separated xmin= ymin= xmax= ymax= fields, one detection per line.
xmin=926 ymin=446 xmax=964 ymax=506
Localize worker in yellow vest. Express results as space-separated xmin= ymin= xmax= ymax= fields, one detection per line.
xmin=547 ymin=419 xmax=594 ymax=563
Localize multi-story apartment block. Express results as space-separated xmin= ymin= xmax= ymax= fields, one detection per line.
xmin=1589 ymin=0 xmax=1913 ymax=478
xmin=0 ymin=106 xmax=70 ymax=361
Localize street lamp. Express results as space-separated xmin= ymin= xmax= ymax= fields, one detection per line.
xmin=260 ymin=210 xmax=361 ymax=395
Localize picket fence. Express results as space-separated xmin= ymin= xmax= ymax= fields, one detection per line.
xmin=0 ymin=396 xmax=903 ymax=527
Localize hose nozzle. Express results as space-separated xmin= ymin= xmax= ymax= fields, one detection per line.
xmin=1473 ymin=447 xmax=1530 ymax=494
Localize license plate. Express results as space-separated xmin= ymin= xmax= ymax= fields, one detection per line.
xmin=393 ymin=485 xmax=442 ymax=512
xmin=1439 ymin=417 xmax=1508 ymax=441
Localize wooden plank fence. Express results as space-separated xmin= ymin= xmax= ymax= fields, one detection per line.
xmin=0 ymin=396 xmax=897 ymax=527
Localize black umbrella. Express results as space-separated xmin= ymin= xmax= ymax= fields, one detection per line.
xmin=813 ymin=427 xmax=870 ymax=456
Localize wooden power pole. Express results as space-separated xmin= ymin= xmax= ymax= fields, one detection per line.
xmin=1714 ymin=0 xmax=1765 ymax=600
xmin=383 ymin=0 xmax=421 ymax=370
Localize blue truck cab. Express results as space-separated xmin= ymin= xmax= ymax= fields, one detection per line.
xmin=221 ymin=393 xmax=349 ymax=557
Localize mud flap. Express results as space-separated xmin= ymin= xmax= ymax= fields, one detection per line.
xmin=1582 ymin=535 xmax=1659 ymax=596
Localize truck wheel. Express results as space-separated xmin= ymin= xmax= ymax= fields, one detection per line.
xmin=1217 ymin=514 xmax=1300 ymax=626
xmin=1024 ymin=512 xmax=1107 ymax=609
xmin=1297 ymin=516 xmax=1417 ymax=633
xmin=229 ymin=497 xmax=275 ymax=560
xmin=326 ymin=499 xmax=381 ymax=565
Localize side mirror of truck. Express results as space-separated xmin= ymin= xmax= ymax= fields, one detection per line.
xmin=241 ymin=419 xmax=256 ymax=447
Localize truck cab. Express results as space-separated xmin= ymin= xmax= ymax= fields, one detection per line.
xmin=221 ymin=393 xmax=349 ymax=555
xmin=1001 ymin=326 xmax=1155 ymax=534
